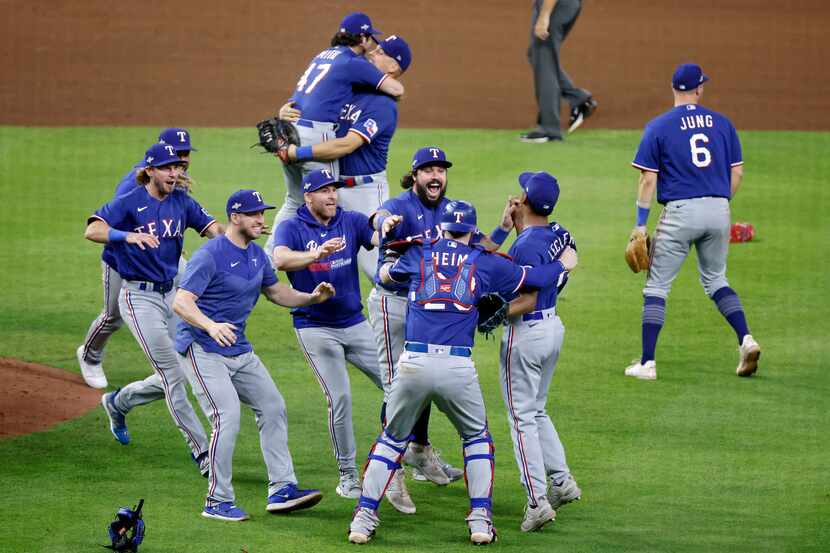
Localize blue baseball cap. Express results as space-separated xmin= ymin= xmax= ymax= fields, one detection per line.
xmin=303 ymin=169 xmax=345 ymax=193
xmin=519 ymin=171 xmax=560 ymax=216
xmin=380 ymin=35 xmax=412 ymax=73
xmin=144 ymin=143 xmax=185 ymax=168
xmin=672 ymin=63 xmax=709 ymax=91
xmin=226 ymin=189 xmax=275 ymax=217
xmin=158 ymin=128 xmax=198 ymax=152
xmin=339 ymin=12 xmax=382 ymax=37
xmin=411 ymin=146 xmax=453 ymax=172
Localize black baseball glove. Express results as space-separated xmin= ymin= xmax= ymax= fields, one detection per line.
xmin=253 ymin=118 xmax=300 ymax=163
xmin=477 ymin=293 xmax=509 ymax=337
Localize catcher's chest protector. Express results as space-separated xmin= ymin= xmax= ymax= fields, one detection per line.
xmin=414 ymin=244 xmax=480 ymax=311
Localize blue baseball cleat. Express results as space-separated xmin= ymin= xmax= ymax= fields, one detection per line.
xmin=202 ymin=502 xmax=249 ymax=522
xmin=266 ymin=483 xmax=323 ymax=513
xmin=101 ymin=389 xmax=129 ymax=445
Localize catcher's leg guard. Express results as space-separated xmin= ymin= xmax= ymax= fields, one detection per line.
xmin=358 ymin=430 xmax=410 ymax=510
xmin=463 ymin=429 xmax=495 ymax=511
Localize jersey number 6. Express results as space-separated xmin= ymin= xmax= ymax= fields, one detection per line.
xmin=689 ymin=133 xmax=712 ymax=168
xmin=296 ymin=63 xmax=332 ymax=94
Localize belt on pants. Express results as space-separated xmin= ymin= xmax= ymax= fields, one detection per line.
xmin=377 ymin=285 xmax=409 ymax=298
xmin=341 ymin=175 xmax=374 ymax=187
xmin=404 ymin=341 xmax=472 ymax=358
xmin=296 ymin=118 xmax=338 ymax=131
xmin=521 ymin=306 xmax=557 ymax=322
xmin=128 ymin=280 xmax=175 ymax=294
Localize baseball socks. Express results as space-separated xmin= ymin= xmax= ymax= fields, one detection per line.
xmin=641 ymin=295 xmax=666 ymax=364
xmin=711 ymin=287 xmax=750 ymax=344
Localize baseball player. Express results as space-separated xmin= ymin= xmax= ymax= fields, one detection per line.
xmin=366 ymin=147 xmax=514 ymax=492
xmin=625 ymin=63 xmax=761 ymax=380
xmin=272 ymin=169 xmax=400 ymax=504
xmin=77 ymin=128 xmax=197 ymax=389
xmin=173 ymin=189 xmax=331 ymax=521
xmin=277 ymin=35 xmax=413 ymax=280
xmin=348 ymin=200 xmax=577 ymax=545
xmin=86 ymin=142 xmax=220 ymax=473
xmin=498 ymin=171 xmax=581 ymax=532
xmin=264 ymin=12 xmax=405 ymax=257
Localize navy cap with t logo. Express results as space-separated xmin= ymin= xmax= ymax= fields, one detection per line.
xmin=158 ymin=128 xmax=198 ymax=152
xmin=672 ymin=63 xmax=709 ymax=91
xmin=519 ymin=171 xmax=560 ymax=216
xmin=226 ymin=189 xmax=275 ymax=217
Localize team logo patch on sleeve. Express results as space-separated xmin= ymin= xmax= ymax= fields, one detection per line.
xmin=363 ymin=118 xmax=378 ymax=138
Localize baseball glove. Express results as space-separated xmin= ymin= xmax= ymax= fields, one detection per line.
xmin=253 ymin=118 xmax=300 ymax=163
xmin=477 ymin=293 xmax=510 ymax=337
xmin=625 ymin=228 xmax=651 ymax=273
xmin=105 ymin=499 xmax=144 ymax=552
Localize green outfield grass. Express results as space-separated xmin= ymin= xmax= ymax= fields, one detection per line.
xmin=0 ymin=127 xmax=827 ymax=552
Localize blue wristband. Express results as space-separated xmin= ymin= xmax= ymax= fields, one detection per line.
xmin=636 ymin=204 xmax=650 ymax=227
xmin=296 ymin=146 xmax=313 ymax=162
xmin=489 ymin=226 xmax=509 ymax=246
xmin=108 ymin=228 xmax=128 ymax=243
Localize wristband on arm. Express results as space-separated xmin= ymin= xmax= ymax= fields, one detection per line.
xmin=108 ymin=228 xmax=128 ymax=243
xmin=295 ymin=146 xmax=313 ymax=162
xmin=636 ymin=202 xmax=650 ymax=227
xmin=489 ymin=226 xmax=510 ymax=246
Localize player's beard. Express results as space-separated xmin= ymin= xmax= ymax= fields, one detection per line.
xmin=415 ymin=178 xmax=447 ymax=208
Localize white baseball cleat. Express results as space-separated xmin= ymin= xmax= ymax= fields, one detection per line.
xmin=348 ymin=507 xmax=379 ymax=544
xmin=76 ymin=345 xmax=107 ymax=389
xmin=736 ymin=334 xmax=761 ymax=377
xmin=336 ymin=471 xmax=362 ymax=499
xmin=520 ymin=500 xmax=556 ymax=532
xmin=404 ymin=443 xmax=450 ymax=485
xmin=548 ymin=474 xmax=582 ymax=510
xmin=385 ymin=468 xmax=416 ymax=514
xmin=624 ymin=359 xmax=657 ymax=380
xmin=467 ymin=508 xmax=497 ymax=545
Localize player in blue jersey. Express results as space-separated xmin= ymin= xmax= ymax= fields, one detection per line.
xmin=77 ymin=128 xmax=197 ymax=389
xmin=85 ymin=142 xmax=221 ymax=474
xmin=264 ymin=12 xmax=405 ymax=255
xmin=277 ymin=34 xmax=413 ymax=279
xmin=624 ymin=63 xmax=761 ymax=380
xmin=498 ymin=171 xmax=581 ymax=532
xmin=364 ymin=147 xmax=515 ymax=495
xmin=272 ymin=170 xmax=404 ymax=505
xmin=173 ymin=189 xmax=333 ymax=522
xmin=347 ymin=200 xmax=577 ymax=544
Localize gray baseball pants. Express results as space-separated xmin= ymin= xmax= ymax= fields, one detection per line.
xmin=265 ymin=120 xmax=339 ymax=258
xmin=499 ymin=309 xmax=571 ymax=506
xmin=366 ymin=287 xmax=407 ymax=400
xmin=114 ymin=280 xmax=208 ymax=458
xmin=529 ymin=0 xmax=590 ymax=137
xmin=358 ymin=348 xmax=494 ymax=513
xmin=294 ymin=321 xmax=383 ymax=474
xmin=180 ymin=343 xmax=298 ymax=506
xmin=338 ymin=171 xmax=389 ymax=281
xmin=645 ymin=197 xmax=731 ymax=299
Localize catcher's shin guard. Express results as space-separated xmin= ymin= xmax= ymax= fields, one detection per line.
xmin=463 ymin=429 xmax=495 ymax=510
xmin=359 ymin=430 xmax=409 ymax=510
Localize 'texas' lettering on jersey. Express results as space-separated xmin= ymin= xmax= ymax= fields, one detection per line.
xmin=133 ymin=218 xmax=184 ymax=238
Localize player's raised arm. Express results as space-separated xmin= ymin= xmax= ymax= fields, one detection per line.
xmin=285 ymin=131 xmax=365 ymax=163
xmin=261 ymin=281 xmax=334 ymax=307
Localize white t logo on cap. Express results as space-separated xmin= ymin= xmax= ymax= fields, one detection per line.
xmin=164 ymin=145 xmax=176 ymax=156
xmin=177 ymin=131 xmax=187 ymax=143
xmin=454 ymin=211 xmax=464 ymax=223
xmin=430 ymin=148 xmax=440 ymax=159
xmin=321 ymin=169 xmax=332 ymax=179
xmin=388 ymin=35 xmax=398 ymax=41
xmin=252 ymin=191 xmax=262 ymax=202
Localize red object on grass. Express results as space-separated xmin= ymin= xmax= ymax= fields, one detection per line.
xmin=730 ymin=222 xmax=755 ymax=243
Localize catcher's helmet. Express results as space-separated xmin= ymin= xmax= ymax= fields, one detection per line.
xmin=439 ymin=200 xmax=477 ymax=234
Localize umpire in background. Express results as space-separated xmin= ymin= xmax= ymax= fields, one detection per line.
xmin=521 ymin=0 xmax=597 ymax=143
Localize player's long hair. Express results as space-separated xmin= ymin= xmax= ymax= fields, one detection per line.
xmin=135 ymin=168 xmax=150 ymax=185
xmin=400 ymin=171 xmax=415 ymax=189
xmin=330 ymin=32 xmax=363 ymax=47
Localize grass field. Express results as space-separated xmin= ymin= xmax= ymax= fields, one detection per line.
xmin=0 ymin=127 xmax=828 ymax=552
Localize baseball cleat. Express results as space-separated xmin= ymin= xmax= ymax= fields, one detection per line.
xmin=101 ymin=390 xmax=129 ymax=445
xmin=404 ymin=443 xmax=450 ymax=485
xmin=519 ymin=131 xmax=563 ymax=144
xmin=736 ymin=334 xmax=761 ymax=377
xmin=547 ymin=474 xmax=582 ymax=510
xmin=202 ymin=502 xmax=250 ymax=522
xmin=568 ymin=97 xmax=598 ymax=134
xmin=624 ymin=359 xmax=657 ymax=380
xmin=76 ymin=345 xmax=107 ymax=389
xmin=348 ymin=507 xmax=379 ymax=544
xmin=266 ymin=483 xmax=323 ymax=513
xmin=193 ymin=452 xmax=209 ymax=478
xmin=411 ymin=448 xmax=464 ymax=482
xmin=336 ymin=471 xmax=362 ymax=499
xmin=385 ymin=468 xmax=416 ymax=514
xmin=467 ymin=508 xmax=497 ymax=545
xmin=520 ymin=500 xmax=556 ymax=532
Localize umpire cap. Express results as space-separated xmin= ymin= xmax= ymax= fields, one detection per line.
xmin=439 ymin=200 xmax=477 ymax=234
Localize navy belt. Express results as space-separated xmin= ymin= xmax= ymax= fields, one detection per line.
xmin=405 ymin=342 xmax=472 ymax=358
xmin=522 ymin=311 xmax=544 ymax=322
xmin=296 ymin=118 xmax=314 ymax=128
xmin=138 ymin=280 xmax=174 ymax=294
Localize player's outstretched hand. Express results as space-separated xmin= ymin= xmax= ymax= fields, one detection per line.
xmin=500 ymin=196 xmax=521 ymax=230
xmin=315 ymin=237 xmax=346 ymax=260
xmin=559 ymin=246 xmax=578 ymax=271
xmin=207 ymin=322 xmax=237 ymax=347
xmin=126 ymin=232 xmax=160 ymax=250
xmin=381 ymin=214 xmax=403 ymax=236
xmin=311 ymin=282 xmax=336 ymax=304
xmin=278 ymin=101 xmax=301 ymax=123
